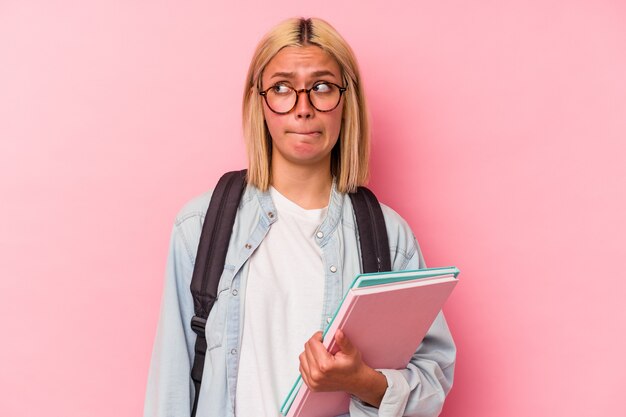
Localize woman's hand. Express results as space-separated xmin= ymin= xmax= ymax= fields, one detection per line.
xmin=298 ymin=329 xmax=388 ymax=407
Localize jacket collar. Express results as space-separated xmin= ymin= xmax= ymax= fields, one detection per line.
xmin=252 ymin=179 xmax=344 ymax=244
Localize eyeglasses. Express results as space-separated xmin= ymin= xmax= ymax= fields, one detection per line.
xmin=259 ymin=82 xmax=347 ymax=114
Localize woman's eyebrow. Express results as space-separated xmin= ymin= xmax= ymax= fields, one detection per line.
xmin=310 ymin=70 xmax=337 ymax=78
xmin=269 ymin=70 xmax=338 ymax=80
xmin=269 ymin=71 xmax=295 ymax=79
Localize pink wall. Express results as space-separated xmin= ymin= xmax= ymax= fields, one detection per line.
xmin=1 ymin=1 xmax=624 ymax=416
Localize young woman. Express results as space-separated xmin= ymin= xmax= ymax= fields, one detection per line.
xmin=144 ymin=17 xmax=455 ymax=417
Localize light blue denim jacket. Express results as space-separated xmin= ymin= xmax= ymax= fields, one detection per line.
xmin=144 ymin=182 xmax=455 ymax=417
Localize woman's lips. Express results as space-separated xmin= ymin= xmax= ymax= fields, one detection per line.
xmin=288 ymin=131 xmax=321 ymax=136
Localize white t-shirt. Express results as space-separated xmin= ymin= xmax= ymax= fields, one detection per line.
xmin=235 ymin=187 xmax=328 ymax=417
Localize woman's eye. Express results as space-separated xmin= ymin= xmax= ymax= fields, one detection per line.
xmin=272 ymin=84 xmax=291 ymax=94
xmin=312 ymin=82 xmax=332 ymax=93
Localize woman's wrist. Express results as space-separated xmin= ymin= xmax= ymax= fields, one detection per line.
xmin=348 ymin=366 xmax=388 ymax=408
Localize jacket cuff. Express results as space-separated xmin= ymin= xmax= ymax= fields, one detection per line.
xmin=349 ymin=369 xmax=410 ymax=417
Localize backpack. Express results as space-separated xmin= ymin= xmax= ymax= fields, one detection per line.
xmin=188 ymin=169 xmax=391 ymax=416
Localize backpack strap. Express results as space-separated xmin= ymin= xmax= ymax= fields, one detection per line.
xmin=349 ymin=187 xmax=392 ymax=273
xmin=189 ymin=169 xmax=247 ymax=417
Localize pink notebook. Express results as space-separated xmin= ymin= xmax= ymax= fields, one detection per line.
xmin=281 ymin=267 xmax=459 ymax=417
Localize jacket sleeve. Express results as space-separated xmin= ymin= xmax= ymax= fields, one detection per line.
xmin=143 ymin=222 xmax=197 ymax=417
xmin=350 ymin=232 xmax=456 ymax=417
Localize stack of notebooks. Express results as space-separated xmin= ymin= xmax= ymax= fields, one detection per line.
xmin=280 ymin=266 xmax=459 ymax=417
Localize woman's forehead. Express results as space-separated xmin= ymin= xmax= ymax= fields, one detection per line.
xmin=263 ymin=45 xmax=342 ymax=80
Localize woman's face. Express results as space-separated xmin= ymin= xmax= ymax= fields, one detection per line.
xmin=260 ymin=45 xmax=344 ymax=171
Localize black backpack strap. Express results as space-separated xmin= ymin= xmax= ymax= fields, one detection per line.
xmin=349 ymin=187 xmax=392 ymax=273
xmin=189 ymin=169 xmax=247 ymax=417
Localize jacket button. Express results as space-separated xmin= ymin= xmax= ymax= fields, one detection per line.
xmin=316 ymin=231 xmax=324 ymax=239
xmin=329 ymin=265 xmax=337 ymax=273
xmin=232 ymin=289 xmax=238 ymax=296
xmin=245 ymin=243 xmax=252 ymax=249
xmin=268 ymin=211 xmax=275 ymax=219
xmin=231 ymin=348 xmax=237 ymax=355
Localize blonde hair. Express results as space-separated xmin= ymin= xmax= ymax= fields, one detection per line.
xmin=242 ymin=17 xmax=370 ymax=193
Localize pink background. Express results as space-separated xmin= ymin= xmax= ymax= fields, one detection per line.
xmin=1 ymin=1 xmax=625 ymax=416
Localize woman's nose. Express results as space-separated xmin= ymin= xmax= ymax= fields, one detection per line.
xmin=294 ymin=89 xmax=314 ymax=118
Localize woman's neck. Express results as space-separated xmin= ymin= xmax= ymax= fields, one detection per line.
xmin=270 ymin=162 xmax=332 ymax=210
